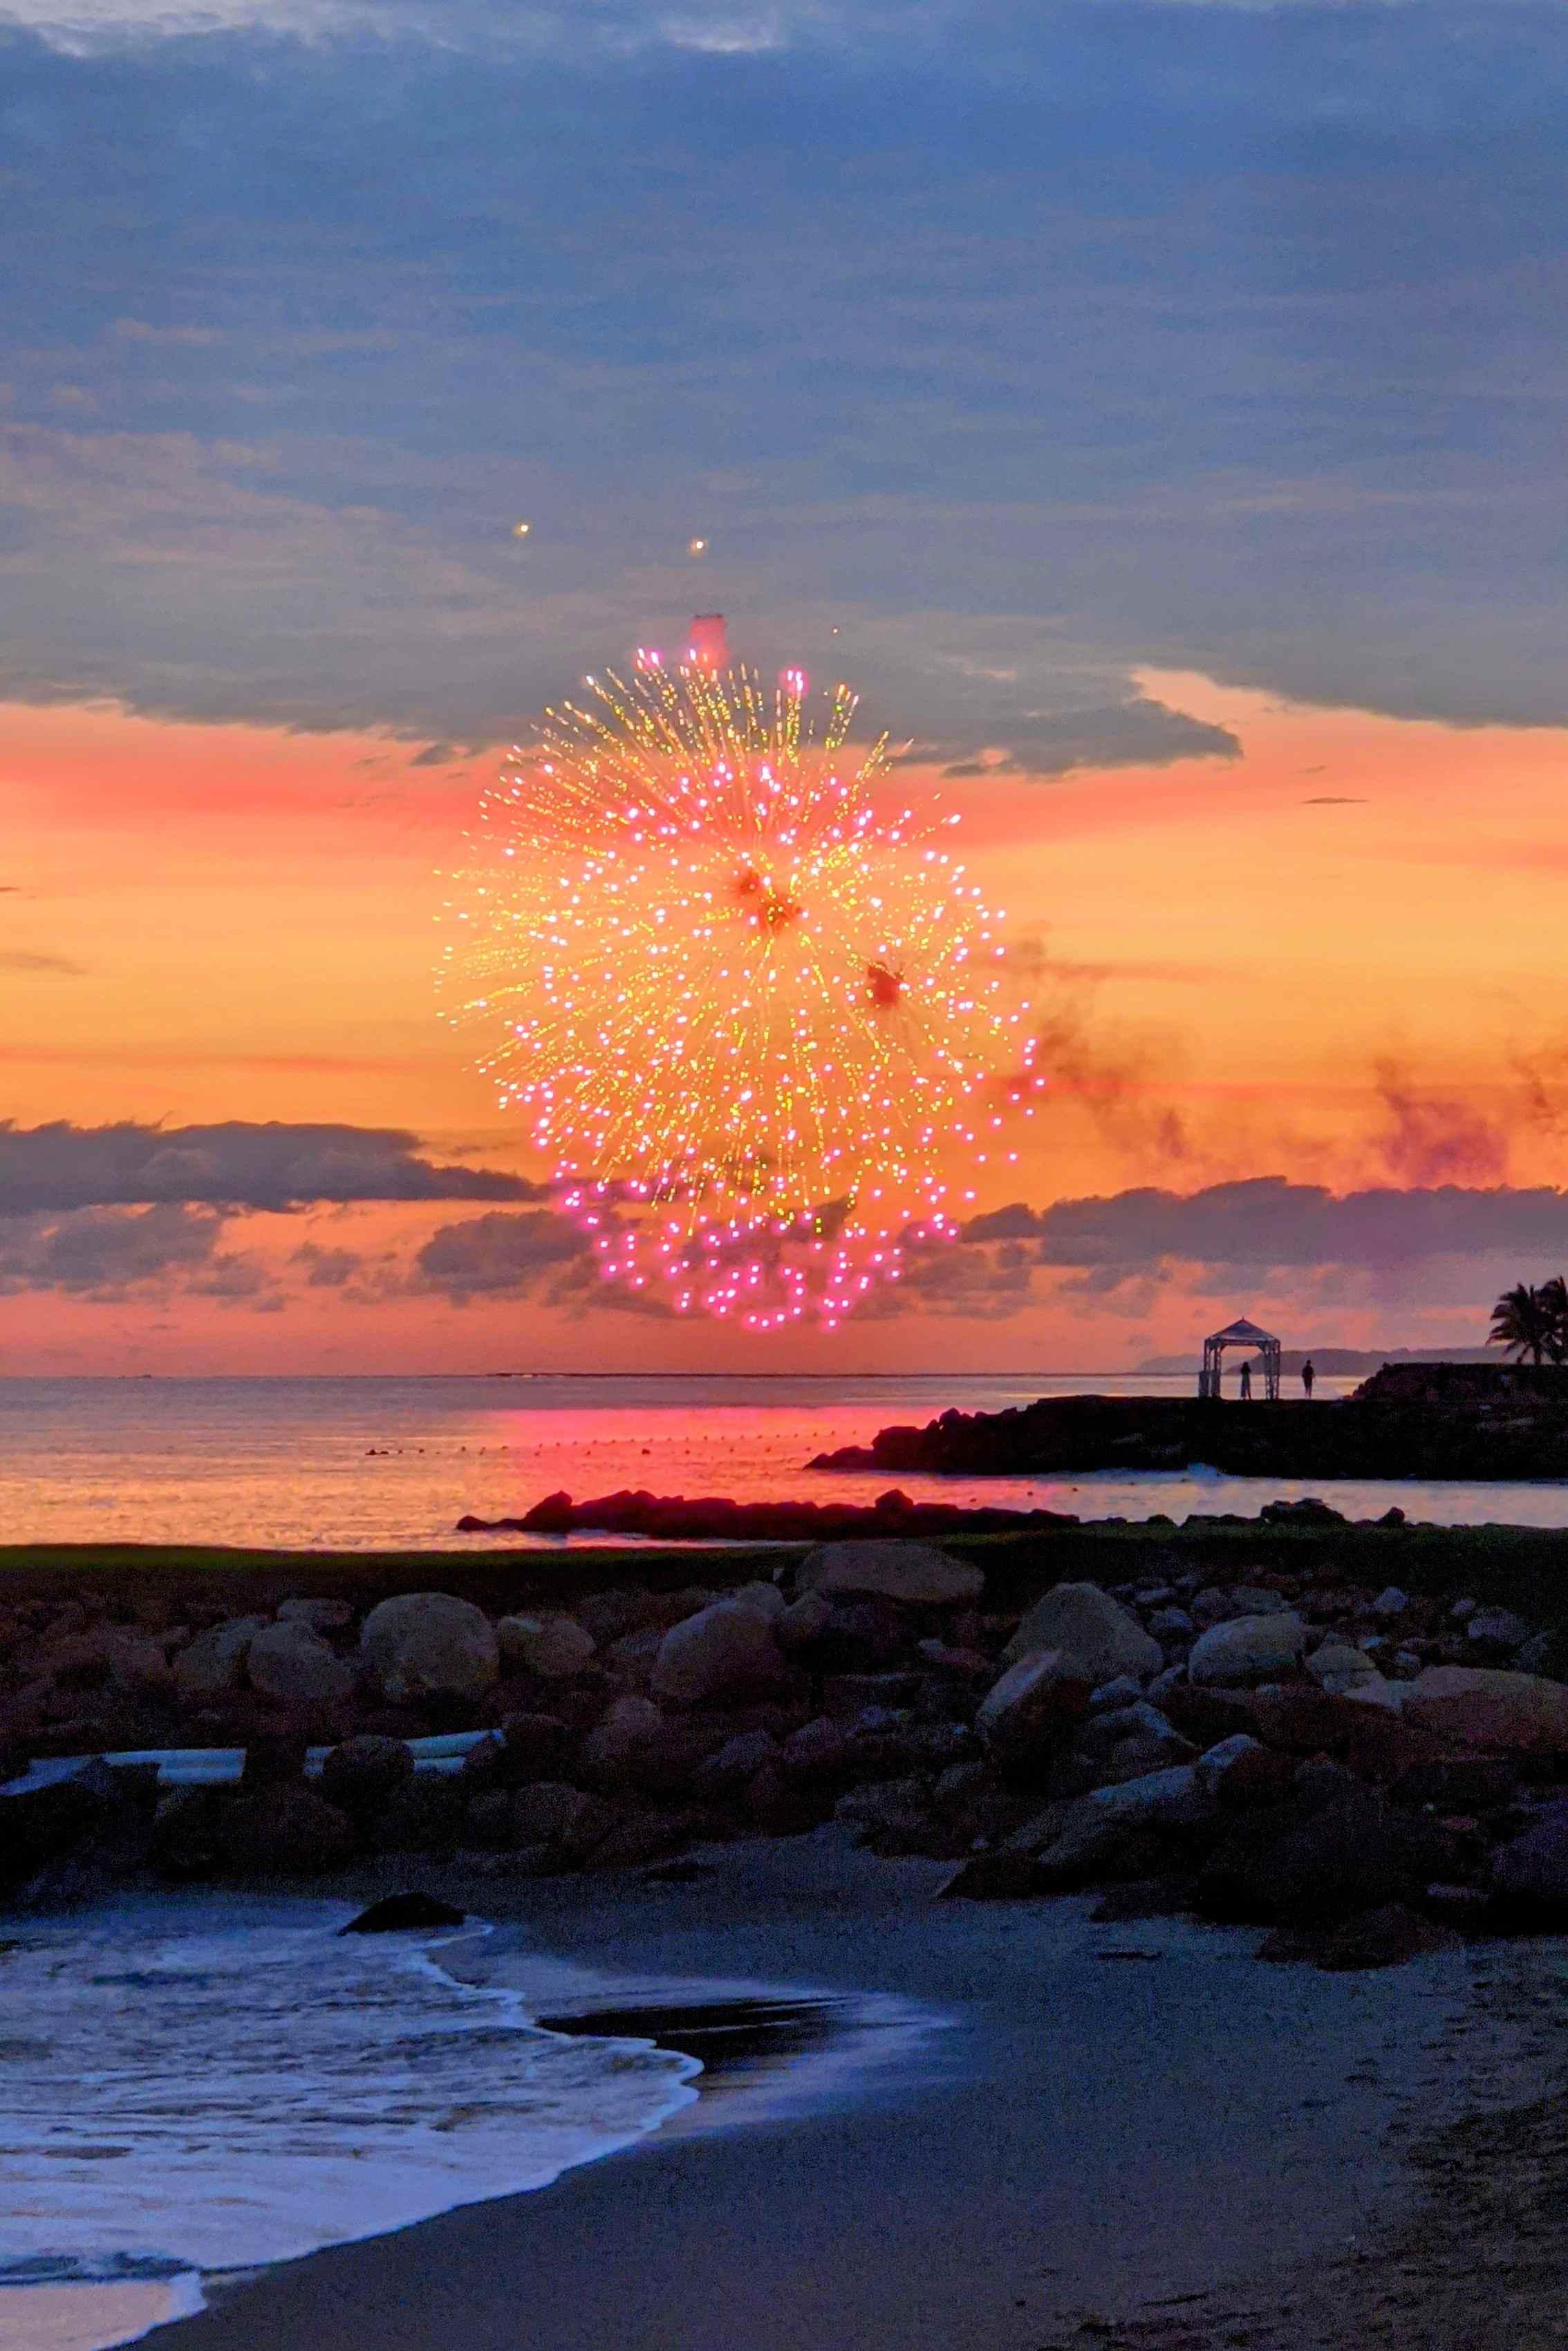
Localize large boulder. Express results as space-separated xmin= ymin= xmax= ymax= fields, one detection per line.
xmin=795 ymin=1540 xmax=984 ymax=1608
xmin=775 ymin=1590 xmax=834 ymax=1653
xmin=649 ymin=1602 xmax=792 ymax=1708
xmin=1305 ymin=1640 xmax=1385 ymax=1698
xmin=1027 ymin=1764 xmax=1212 ymax=1886
xmin=1197 ymin=1784 xmax=1461 ymax=1927
xmin=1491 ymin=1801 xmax=1568 ymax=1922
xmin=233 ymin=1784 xmax=355 ymax=1876
xmin=102 ymin=1633 xmax=174 ymax=1698
xmin=1193 ymin=1733 xmax=1293 ymax=1808
xmin=360 ymin=1593 xmax=501 ymax=1704
xmin=496 ymin=1614 xmax=597 ymax=1680
xmin=1466 ymin=1607 xmax=1531 ymax=1657
xmin=319 ymin=1734 xmax=415 ymax=1817
xmin=0 ymin=1756 xmax=121 ymax=1878
xmin=341 ymin=1891 xmax=465 ymax=1933
xmin=1065 ymin=1701 xmax=1197 ymax=1793
xmin=1402 ymin=1666 xmax=1568 ymax=1754
xmin=1188 ymin=1613 xmax=1307 ymax=1689
xmin=693 ymin=1729 xmax=781 ymax=1798
xmin=472 ymin=1781 xmax=611 ymax=1866
xmin=151 ymin=1785 xmax=232 ymax=1879
xmin=976 ymin=1648 xmax=1093 ymax=1774
xmin=1003 ymin=1583 xmax=1162 ymax=1682
xmin=277 ymin=1597 xmax=354 ymax=1633
xmin=246 ymin=1621 xmax=355 ymax=1707
xmin=174 ymin=1615 xmax=268 ymax=1699
xmin=579 ymin=1695 xmax=663 ymax=1779
xmin=1312 ymin=1904 xmax=1464 ymax=1971
xmin=1248 ymin=1686 xmax=1446 ymax=1784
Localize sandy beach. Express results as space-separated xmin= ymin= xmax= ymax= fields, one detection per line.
xmin=144 ymin=1830 xmax=1567 ymax=2351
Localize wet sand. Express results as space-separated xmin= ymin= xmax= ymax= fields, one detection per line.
xmin=149 ymin=1830 xmax=1568 ymax=2351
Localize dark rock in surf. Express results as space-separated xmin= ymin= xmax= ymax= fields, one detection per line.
xmin=340 ymin=1890 xmax=467 ymax=1933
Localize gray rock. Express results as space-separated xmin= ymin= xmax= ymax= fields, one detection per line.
xmin=976 ymin=1648 xmax=1093 ymax=1772
xmin=796 ymin=1539 xmax=984 ymax=1608
xmin=650 ymin=1601 xmax=791 ymax=1708
xmin=1087 ymin=1675 xmax=1144 ymax=1713
xmin=1229 ymin=1586 xmax=1294 ymax=1617
xmin=1148 ymin=1662 xmax=1188 ymax=1702
xmin=1148 ymin=1608 xmax=1194 ymax=1639
xmin=1193 ymin=1732 xmax=1267 ymax=1800
xmin=1190 ymin=1588 xmax=1245 ymax=1630
xmin=277 ymin=1597 xmax=354 ymax=1633
xmin=1305 ymin=1639 xmax=1385 ymax=1698
xmin=1028 ymin=1764 xmax=1213 ymax=1884
xmin=1372 ymin=1586 xmax=1409 ymax=1619
xmin=729 ymin=1581 xmax=786 ymax=1620
xmin=1467 ymin=1607 xmax=1532 ymax=1655
xmin=579 ymin=1695 xmax=663 ymax=1779
xmin=496 ymin=1614 xmax=597 ymax=1680
xmin=1450 ymin=1598 xmax=1477 ymax=1623
xmin=246 ymin=1620 xmax=355 ymax=1706
xmin=1003 ymin=1583 xmax=1163 ymax=1682
xmin=1202 ymin=1784 xmax=1461 ymax=1928
xmin=1188 ymin=1613 xmax=1307 ymax=1689
xmin=1491 ymin=1799 xmax=1568 ymax=1922
xmin=693 ymin=1729 xmax=780 ymax=1798
xmin=173 ymin=1615 xmax=268 ymax=1699
xmin=103 ymin=1634 xmax=174 ymax=1696
xmin=1515 ymin=1631 xmax=1557 ymax=1678
xmin=360 ymin=1593 xmax=501 ymax=1704
xmin=235 ymin=1783 xmax=355 ymax=1876
xmin=1070 ymin=1702 xmax=1197 ymax=1790
xmin=774 ymin=1590 xmax=834 ymax=1652
xmin=1403 ymin=1666 xmax=1568 ymax=1752
xmin=780 ymin=1717 xmax=852 ymax=1787
xmin=319 ymin=1735 xmax=415 ymax=1816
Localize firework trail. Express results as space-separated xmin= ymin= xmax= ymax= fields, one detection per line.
xmin=442 ymin=659 xmax=1038 ymax=1328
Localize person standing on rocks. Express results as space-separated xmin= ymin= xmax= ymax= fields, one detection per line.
xmin=1238 ymin=1359 xmax=1253 ymax=1401
xmin=1301 ymin=1357 xmax=1316 ymax=1399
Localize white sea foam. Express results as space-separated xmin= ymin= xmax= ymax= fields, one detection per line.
xmin=0 ymin=1895 xmax=701 ymax=2343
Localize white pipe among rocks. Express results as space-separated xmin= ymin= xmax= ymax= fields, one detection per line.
xmin=0 ymin=1729 xmax=492 ymax=1797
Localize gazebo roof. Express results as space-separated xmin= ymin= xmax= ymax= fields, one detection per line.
xmin=1206 ymin=1317 xmax=1278 ymax=1346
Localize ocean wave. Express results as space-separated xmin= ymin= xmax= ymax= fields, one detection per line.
xmin=0 ymin=1894 xmax=700 ymax=2287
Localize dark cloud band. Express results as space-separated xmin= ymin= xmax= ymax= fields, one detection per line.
xmin=0 ymin=1120 xmax=543 ymax=1212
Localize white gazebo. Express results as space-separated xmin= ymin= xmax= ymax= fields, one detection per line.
xmin=1199 ymin=1317 xmax=1281 ymax=1401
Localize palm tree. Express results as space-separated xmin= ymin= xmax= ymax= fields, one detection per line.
xmin=1489 ymin=1281 xmax=1562 ymax=1365
xmin=1540 ymin=1275 xmax=1568 ymax=1365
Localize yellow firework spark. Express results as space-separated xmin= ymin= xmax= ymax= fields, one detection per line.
xmin=441 ymin=660 xmax=1038 ymax=1328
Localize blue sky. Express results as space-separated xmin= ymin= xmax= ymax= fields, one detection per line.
xmin=6 ymin=0 xmax=1568 ymax=759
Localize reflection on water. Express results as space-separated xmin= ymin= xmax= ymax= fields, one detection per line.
xmin=3 ymin=1372 xmax=1562 ymax=1548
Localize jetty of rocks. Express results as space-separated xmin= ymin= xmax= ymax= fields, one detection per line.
xmin=808 ymin=1367 xmax=1568 ymax=1483
xmin=6 ymin=1529 xmax=1568 ymax=1969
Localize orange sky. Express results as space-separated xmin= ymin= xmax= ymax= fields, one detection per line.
xmin=5 ymin=672 xmax=1566 ymax=1372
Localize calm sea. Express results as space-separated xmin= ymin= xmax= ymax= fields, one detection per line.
xmin=3 ymin=1371 xmax=1567 ymax=1546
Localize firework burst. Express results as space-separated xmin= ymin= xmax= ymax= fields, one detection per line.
xmin=441 ymin=660 xmax=1038 ymax=1328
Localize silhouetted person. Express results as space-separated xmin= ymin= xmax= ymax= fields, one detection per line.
xmin=1239 ymin=1360 xmax=1253 ymax=1401
xmin=1302 ymin=1357 xmax=1316 ymax=1400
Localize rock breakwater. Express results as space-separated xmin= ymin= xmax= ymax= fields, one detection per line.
xmin=809 ymin=1386 xmax=1568 ymax=1482
xmin=8 ymin=1532 xmax=1568 ymax=1971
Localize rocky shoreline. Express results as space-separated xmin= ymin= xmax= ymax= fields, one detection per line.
xmin=808 ymin=1379 xmax=1568 ymax=1481
xmin=6 ymin=1525 xmax=1568 ymax=1971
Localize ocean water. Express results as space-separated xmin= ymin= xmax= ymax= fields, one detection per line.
xmin=4 ymin=1371 xmax=1567 ymax=1548
xmin=0 ymin=1893 xmax=944 ymax=2351
xmin=0 ymin=1896 xmax=701 ymax=2351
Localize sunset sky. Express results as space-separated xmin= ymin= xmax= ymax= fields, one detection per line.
xmin=6 ymin=0 xmax=1568 ymax=1373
